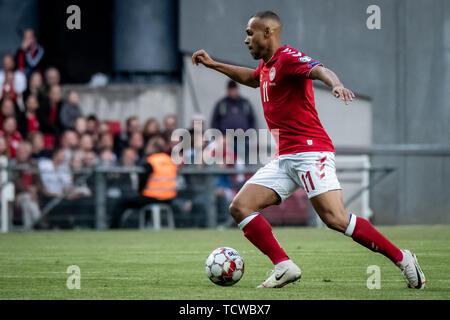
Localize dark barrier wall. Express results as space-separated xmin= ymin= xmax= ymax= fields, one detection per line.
xmin=113 ymin=0 xmax=179 ymax=73
xmin=0 ymin=0 xmax=179 ymax=82
xmin=38 ymin=0 xmax=114 ymax=83
xmin=0 ymin=0 xmax=39 ymax=58
xmin=179 ymin=0 xmax=450 ymax=225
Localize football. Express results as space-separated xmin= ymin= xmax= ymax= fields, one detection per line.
xmin=205 ymin=247 xmax=245 ymax=286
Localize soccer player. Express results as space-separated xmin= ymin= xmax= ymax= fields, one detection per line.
xmin=192 ymin=11 xmax=425 ymax=289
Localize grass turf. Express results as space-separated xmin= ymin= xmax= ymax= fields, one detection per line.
xmin=0 ymin=225 xmax=449 ymax=300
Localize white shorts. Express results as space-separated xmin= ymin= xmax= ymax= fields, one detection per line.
xmin=244 ymin=151 xmax=342 ymax=202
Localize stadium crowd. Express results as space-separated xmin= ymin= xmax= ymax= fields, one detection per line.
xmin=0 ymin=29 xmax=255 ymax=231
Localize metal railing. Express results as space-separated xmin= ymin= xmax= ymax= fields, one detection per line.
xmin=1 ymin=162 xmax=395 ymax=231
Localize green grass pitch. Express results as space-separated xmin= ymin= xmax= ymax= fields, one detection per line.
xmin=1 ymin=225 xmax=449 ymax=300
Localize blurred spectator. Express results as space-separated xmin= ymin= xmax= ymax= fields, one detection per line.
xmin=28 ymin=131 xmax=51 ymax=160
xmin=212 ymin=81 xmax=257 ymax=162
xmin=0 ymin=116 xmax=22 ymax=158
xmin=114 ymin=116 xmax=140 ymax=157
xmin=15 ymin=29 xmax=45 ymax=79
xmin=142 ymin=117 xmax=161 ymax=145
xmin=203 ymin=135 xmax=245 ymax=225
xmin=38 ymin=85 xmax=63 ymax=136
xmin=211 ymin=80 xmax=256 ymax=134
xmin=162 ymin=114 xmax=178 ymax=153
xmin=44 ymin=67 xmax=60 ymax=90
xmin=17 ymin=94 xmax=42 ymax=139
xmin=74 ymin=116 xmax=87 ymax=136
xmin=69 ymin=150 xmax=92 ymax=198
xmin=86 ymin=114 xmax=98 ymax=135
xmin=163 ymin=114 xmax=177 ymax=140
xmin=79 ymin=133 xmax=95 ymax=153
xmin=98 ymin=121 xmax=111 ymax=136
xmin=104 ymin=147 xmax=138 ymax=222
xmin=39 ymin=149 xmax=92 ymax=229
xmin=97 ymin=132 xmax=114 ymax=153
xmin=110 ymin=137 xmax=177 ymax=228
xmin=11 ymin=141 xmax=42 ymax=230
xmin=38 ymin=148 xmax=72 ymax=197
xmin=99 ymin=149 xmax=117 ymax=167
xmin=180 ymin=113 xmax=208 ymax=165
xmin=60 ymin=130 xmax=80 ymax=166
xmin=1 ymin=71 xmax=18 ymax=103
xmin=0 ymin=54 xmax=27 ymax=107
xmin=86 ymin=114 xmax=99 ymax=146
xmin=83 ymin=150 xmax=98 ymax=168
xmin=128 ymin=131 xmax=144 ymax=162
xmin=0 ymin=135 xmax=9 ymax=157
xmin=23 ymin=71 xmax=46 ymax=105
xmin=119 ymin=148 xmax=139 ymax=193
xmin=0 ymin=98 xmax=17 ymax=130
xmin=59 ymin=90 xmax=82 ymax=130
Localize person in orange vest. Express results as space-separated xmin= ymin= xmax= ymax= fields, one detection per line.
xmin=110 ymin=136 xmax=177 ymax=228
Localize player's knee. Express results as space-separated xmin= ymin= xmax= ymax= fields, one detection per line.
xmin=229 ymin=199 xmax=251 ymax=222
xmin=321 ymin=211 xmax=348 ymax=232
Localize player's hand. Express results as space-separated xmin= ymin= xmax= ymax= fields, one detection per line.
xmin=332 ymin=85 xmax=355 ymax=105
xmin=192 ymin=50 xmax=215 ymax=68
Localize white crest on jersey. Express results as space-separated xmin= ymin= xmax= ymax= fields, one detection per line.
xmin=269 ymin=67 xmax=276 ymax=81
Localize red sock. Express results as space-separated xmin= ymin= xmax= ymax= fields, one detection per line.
xmin=241 ymin=214 xmax=289 ymax=265
xmin=346 ymin=214 xmax=403 ymax=263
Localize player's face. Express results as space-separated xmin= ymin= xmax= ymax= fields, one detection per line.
xmin=245 ymin=18 xmax=267 ymax=60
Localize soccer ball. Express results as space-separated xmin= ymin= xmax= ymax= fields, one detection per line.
xmin=205 ymin=247 xmax=245 ymax=286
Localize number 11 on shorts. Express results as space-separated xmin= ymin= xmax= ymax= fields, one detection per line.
xmin=301 ymin=171 xmax=315 ymax=193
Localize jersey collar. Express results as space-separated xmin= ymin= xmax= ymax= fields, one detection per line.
xmin=265 ymin=45 xmax=289 ymax=66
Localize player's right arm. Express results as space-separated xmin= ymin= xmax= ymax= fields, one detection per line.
xmin=192 ymin=50 xmax=260 ymax=88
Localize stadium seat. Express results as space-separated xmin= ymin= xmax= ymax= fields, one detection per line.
xmin=106 ymin=121 xmax=121 ymax=136
xmin=138 ymin=203 xmax=175 ymax=230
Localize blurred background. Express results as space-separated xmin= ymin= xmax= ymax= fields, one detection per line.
xmin=0 ymin=0 xmax=449 ymax=232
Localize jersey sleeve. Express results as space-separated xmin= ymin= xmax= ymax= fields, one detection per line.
xmin=281 ymin=51 xmax=323 ymax=79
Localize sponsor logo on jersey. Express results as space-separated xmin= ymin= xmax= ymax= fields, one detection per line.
xmin=307 ymin=61 xmax=320 ymax=69
xmin=269 ymin=67 xmax=276 ymax=81
xmin=299 ymin=56 xmax=312 ymax=63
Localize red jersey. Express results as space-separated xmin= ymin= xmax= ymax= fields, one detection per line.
xmin=253 ymin=45 xmax=334 ymax=155
xmin=0 ymin=130 xmax=22 ymax=158
xmin=27 ymin=114 xmax=40 ymax=133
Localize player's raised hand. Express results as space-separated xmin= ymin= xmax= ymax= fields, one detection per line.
xmin=332 ymin=85 xmax=355 ymax=105
xmin=192 ymin=50 xmax=215 ymax=68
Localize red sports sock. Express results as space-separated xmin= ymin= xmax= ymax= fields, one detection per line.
xmin=241 ymin=214 xmax=289 ymax=265
xmin=346 ymin=214 xmax=403 ymax=263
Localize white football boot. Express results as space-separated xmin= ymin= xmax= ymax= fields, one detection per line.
xmin=257 ymin=260 xmax=302 ymax=288
xmin=397 ymin=249 xmax=426 ymax=289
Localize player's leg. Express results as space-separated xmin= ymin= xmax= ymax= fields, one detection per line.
xmin=310 ymin=189 xmax=425 ymax=289
xmin=230 ymin=159 xmax=302 ymax=288
xmin=310 ymin=190 xmax=403 ymax=262
xmin=229 ymin=183 xmax=290 ymax=265
xmin=298 ymin=152 xmax=425 ymax=289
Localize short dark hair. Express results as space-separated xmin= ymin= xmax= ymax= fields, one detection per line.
xmin=227 ymin=80 xmax=237 ymax=89
xmin=147 ymin=136 xmax=166 ymax=154
xmin=87 ymin=114 xmax=98 ymax=122
xmin=251 ymin=11 xmax=281 ymax=23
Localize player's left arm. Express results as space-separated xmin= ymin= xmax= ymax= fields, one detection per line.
xmin=309 ymin=66 xmax=355 ymax=105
